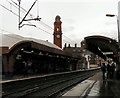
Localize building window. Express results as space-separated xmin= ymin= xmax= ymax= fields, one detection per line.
xmin=73 ymin=49 xmax=76 ymax=52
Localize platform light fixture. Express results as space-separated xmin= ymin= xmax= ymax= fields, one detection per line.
xmin=106 ymin=14 xmax=120 ymax=42
xmin=106 ymin=14 xmax=115 ymax=17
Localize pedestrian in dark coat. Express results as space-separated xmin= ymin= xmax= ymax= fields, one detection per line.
xmin=22 ymin=61 xmax=28 ymax=77
xmin=111 ymin=62 xmax=115 ymax=79
xmin=107 ymin=63 xmax=111 ymax=79
xmin=101 ymin=63 xmax=106 ymax=80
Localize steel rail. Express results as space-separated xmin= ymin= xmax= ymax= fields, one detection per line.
xmin=2 ymin=68 xmax=100 ymax=98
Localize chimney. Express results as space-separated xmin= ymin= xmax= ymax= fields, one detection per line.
xmin=75 ymin=43 xmax=77 ymax=47
xmin=64 ymin=43 xmax=67 ymax=48
xmin=68 ymin=44 xmax=71 ymax=47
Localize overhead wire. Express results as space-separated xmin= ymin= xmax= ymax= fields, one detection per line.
xmin=10 ymin=0 xmax=76 ymax=45
xmin=0 ymin=3 xmax=52 ymax=35
xmin=10 ymin=0 xmax=34 ymax=18
xmin=0 ymin=3 xmax=18 ymax=17
xmin=0 ymin=29 xmax=24 ymax=40
xmin=1 ymin=0 xmax=77 ymax=45
xmin=5 ymin=0 xmax=53 ymax=35
xmin=37 ymin=0 xmax=39 ymax=18
xmin=0 ymin=30 xmax=74 ymax=45
xmin=10 ymin=0 xmax=76 ymax=42
xmin=10 ymin=0 xmax=53 ymax=30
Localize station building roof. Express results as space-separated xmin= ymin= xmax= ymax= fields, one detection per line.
xmin=84 ymin=35 xmax=118 ymax=61
xmin=0 ymin=34 xmax=62 ymax=50
xmin=0 ymin=34 xmax=66 ymax=56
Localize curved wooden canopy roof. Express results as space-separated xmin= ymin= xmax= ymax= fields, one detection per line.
xmin=84 ymin=35 xmax=119 ymax=61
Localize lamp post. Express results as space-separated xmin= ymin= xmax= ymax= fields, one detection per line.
xmin=106 ymin=14 xmax=120 ymax=79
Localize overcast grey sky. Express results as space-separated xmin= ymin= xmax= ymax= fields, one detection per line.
xmin=0 ymin=0 xmax=120 ymax=47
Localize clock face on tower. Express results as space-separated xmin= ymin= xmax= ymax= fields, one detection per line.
xmin=53 ymin=15 xmax=62 ymax=48
xmin=56 ymin=34 xmax=60 ymax=38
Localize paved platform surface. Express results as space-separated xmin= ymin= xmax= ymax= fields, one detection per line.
xmin=61 ymin=72 xmax=120 ymax=98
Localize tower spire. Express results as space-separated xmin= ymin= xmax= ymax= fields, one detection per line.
xmin=53 ymin=15 xmax=62 ymax=48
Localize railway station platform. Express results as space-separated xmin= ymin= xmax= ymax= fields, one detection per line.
xmin=61 ymin=72 xmax=120 ymax=98
xmin=2 ymin=69 xmax=120 ymax=98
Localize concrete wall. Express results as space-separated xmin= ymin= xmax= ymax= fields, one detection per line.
xmin=0 ymin=47 xmax=9 ymax=54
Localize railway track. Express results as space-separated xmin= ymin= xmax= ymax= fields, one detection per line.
xmin=2 ymin=68 xmax=100 ymax=98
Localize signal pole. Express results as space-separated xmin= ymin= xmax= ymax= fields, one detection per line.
xmin=18 ymin=0 xmax=41 ymax=30
xmin=18 ymin=0 xmax=21 ymax=30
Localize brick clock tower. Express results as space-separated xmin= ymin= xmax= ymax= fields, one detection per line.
xmin=53 ymin=15 xmax=62 ymax=48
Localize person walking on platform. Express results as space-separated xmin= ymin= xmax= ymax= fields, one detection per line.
xmin=101 ymin=63 xmax=106 ymax=80
xmin=107 ymin=62 xmax=111 ymax=79
xmin=22 ymin=61 xmax=28 ymax=77
xmin=111 ymin=62 xmax=116 ymax=79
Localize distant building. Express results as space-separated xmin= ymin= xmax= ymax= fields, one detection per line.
xmin=63 ymin=42 xmax=98 ymax=69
